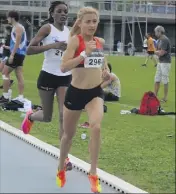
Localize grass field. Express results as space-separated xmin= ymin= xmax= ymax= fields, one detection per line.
xmin=0 ymin=55 xmax=175 ymax=193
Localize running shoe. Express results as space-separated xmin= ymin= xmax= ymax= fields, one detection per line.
xmin=56 ymin=158 xmax=72 ymax=188
xmin=0 ymin=95 xmax=9 ymax=104
xmin=78 ymin=121 xmax=89 ymax=129
xmin=88 ymin=174 xmax=102 ymax=193
xmin=56 ymin=170 xmax=66 ymax=188
xmin=21 ymin=110 xmax=34 ymax=134
xmin=65 ymin=157 xmax=72 ymax=171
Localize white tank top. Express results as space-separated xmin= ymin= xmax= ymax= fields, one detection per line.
xmin=42 ymin=24 xmax=71 ymax=76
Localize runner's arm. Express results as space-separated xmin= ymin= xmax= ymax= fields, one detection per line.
xmin=27 ymin=24 xmax=53 ymax=55
xmin=97 ymin=38 xmax=109 ymax=72
xmin=3 ymin=45 xmax=10 ymax=50
xmin=11 ymin=26 xmax=23 ymax=56
xmin=61 ymin=36 xmax=83 ymax=73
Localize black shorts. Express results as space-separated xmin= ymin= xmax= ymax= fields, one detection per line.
xmin=147 ymin=51 xmax=155 ymax=55
xmin=143 ymin=47 xmax=148 ymax=50
xmin=64 ymin=84 xmax=104 ymax=110
xmin=104 ymin=92 xmax=119 ymax=101
xmin=1 ymin=55 xmax=9 ymax=63
xmin=6 ymin=53 xmax=25 ymax=69
xmin=37 ymin=70 xmax=72 ymax=91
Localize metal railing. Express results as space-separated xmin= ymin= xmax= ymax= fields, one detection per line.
xmin=0 ymin=0 xmax=175 ymax=16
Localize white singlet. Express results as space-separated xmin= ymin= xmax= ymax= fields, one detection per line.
xmin=42 ymin=24 xmax=71 ymax=76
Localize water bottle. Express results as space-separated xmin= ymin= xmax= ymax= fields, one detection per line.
xmin=81 ymin=133 xmax=87 ymax=140
xmin=8 ymin=89 xmax=12 ymax=102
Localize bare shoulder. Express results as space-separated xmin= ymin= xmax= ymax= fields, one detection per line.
xmin=16 ymin=24 xmax=24 ymax=33
xmin=39 ymin=24 xmax=51 ymax=33
xmin=68 ymin=35 xmax=79 ymax=48
xmin=34 ymin=24 xmax=51 ymax=38
xmin=95 ymin=37 xmax=105 ymax=46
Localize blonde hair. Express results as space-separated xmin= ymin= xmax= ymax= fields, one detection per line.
xmin=70 ymin=7 xmax=99 ymax=37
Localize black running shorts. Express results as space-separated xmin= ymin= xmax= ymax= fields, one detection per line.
xmin=37 ymin=70 xmax=72 ymax=91
xmin=6 ymin=53 xmax=25 ymax=69
xmin=64 ymin=84 xmax=104 ymax=110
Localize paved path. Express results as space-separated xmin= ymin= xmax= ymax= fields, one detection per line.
xmin=0 ymin=130 xmax=116 ymax=193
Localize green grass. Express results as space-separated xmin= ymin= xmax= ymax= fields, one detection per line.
xmin=0 ymin=55 xmax=175 ymax=193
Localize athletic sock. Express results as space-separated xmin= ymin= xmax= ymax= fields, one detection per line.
xmin=18 ymin=95 xmax=24 ymax=99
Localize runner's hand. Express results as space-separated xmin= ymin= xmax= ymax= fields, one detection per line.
xmin=85 ymin=41 xmax=96 ymax=56
xmin=51 ymin=41 xmax=67 ymax=51
xmin=8 ymin=54 xmax=14 ymax=64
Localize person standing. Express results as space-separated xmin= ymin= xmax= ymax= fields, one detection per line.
xmin=154 ymin=25 xmax=172 ymax=102
xmin=56 ymin=6 xmax=110 ymax=193
xmin=142 ymin=33 xmax=158 ymax=67
xmin=0 ymin=10 xmax=27 ymax=104
xmin=21 ymin=1 xmax=72 ymax=170
xmin=0 ymin=26 xmax=14 ymax=89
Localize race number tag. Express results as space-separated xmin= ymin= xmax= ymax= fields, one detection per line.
xmin=55 ymin=49 xmax=63 ymax=57
xmin=84 ymin=57 xmax=104 ymax=68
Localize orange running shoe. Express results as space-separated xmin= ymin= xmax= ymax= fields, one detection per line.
xmin=88 ymin=174 xmax=102 ymax=193
xmin=21 ymin=110 xmax=34 ymax=134
xmin=56 ymin=158 xmax=72 ymax=188
xmin=56 ymin=170 xmax=66 ymax=188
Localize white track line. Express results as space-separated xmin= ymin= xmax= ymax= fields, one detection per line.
xmin=0 ymin=120 xmax=148 ymax=194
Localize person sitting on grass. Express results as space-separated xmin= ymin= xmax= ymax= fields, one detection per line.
xmin=79 ymin=63 xmax=121 ymax=129
xmin=101 ymin=63 xmax=121 ymax=102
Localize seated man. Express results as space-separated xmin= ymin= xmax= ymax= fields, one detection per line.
xmin=101 ymin=63 xmax=121 ymax=101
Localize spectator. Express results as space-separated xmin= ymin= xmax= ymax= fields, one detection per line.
xmin=154 ymin=25 xmax=172 ymax=102
xmin=101 ymin=63 xmax=121 ymax=101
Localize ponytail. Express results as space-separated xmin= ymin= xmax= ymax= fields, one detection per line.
xmin=70 ymin=19 xmax=81 ymax=37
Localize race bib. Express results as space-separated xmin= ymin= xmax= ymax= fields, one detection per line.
xmin=55 ymin=49 xmax=63 ymax=57
xmin=84 ymin=57 xmax=104 ymax=68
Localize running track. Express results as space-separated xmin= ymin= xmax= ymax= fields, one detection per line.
xmin=0 ymin=130 xmax=115 ymax=193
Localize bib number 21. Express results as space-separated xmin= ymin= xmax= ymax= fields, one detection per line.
xmin=55 ymin=50 xmax=63 ymax=57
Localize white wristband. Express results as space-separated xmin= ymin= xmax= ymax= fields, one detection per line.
xmin=80 ymin=51 xmax=87 ymax=59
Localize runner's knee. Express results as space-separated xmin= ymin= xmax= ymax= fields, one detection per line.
xmin=89 ymin=122 xmax=101 ymax=134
